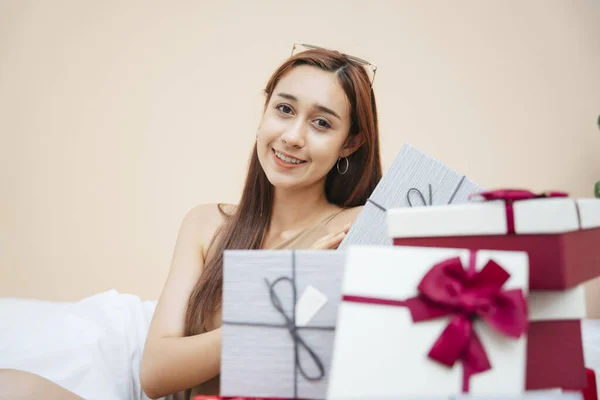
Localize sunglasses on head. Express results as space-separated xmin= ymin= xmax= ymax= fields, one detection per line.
xmin=291 ymin=43 xmax=378 ymax=87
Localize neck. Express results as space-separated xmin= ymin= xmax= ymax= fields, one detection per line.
xmin=269 ymin=181 xmax=334 ymax=233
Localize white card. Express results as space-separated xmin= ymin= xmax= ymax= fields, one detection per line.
xmin=295 ymin=285 xmax=328 ymax=327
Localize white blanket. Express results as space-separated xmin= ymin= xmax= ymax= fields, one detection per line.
xmin=0 ymin=289 xmax=158 ymax=400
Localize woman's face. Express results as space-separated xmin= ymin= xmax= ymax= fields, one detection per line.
xmin=257 ymin=65 xmax=354 ymax=191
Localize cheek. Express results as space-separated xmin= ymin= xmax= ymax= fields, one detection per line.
xmin=259 ymin=112 xmax=287 ymax=139
xmin=309 ymin=135 xmax=344 ymax=165
xmin=256 ymin=135 xmax=272 ymax=164
xmin=256 ymin=118 xmax=282 ymax=156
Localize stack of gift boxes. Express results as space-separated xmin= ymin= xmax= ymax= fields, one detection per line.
xmin=195 ymin=143 xmax=600 ymax=400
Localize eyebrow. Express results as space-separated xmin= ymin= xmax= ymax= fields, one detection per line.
xmin=275 ymin=92 xmax=341 ymax=121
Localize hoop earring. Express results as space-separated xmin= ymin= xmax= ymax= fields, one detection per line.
xmin=336 ymin=157 xmax=349 ymax=175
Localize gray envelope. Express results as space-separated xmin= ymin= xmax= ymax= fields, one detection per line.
xmin=220 ymin=249 xmax=346 ymax=400
xmin=338 ymin=142 xmax=485 ymax=249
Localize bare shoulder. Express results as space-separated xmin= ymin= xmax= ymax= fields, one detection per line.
xmin=180 ymin=203 xmax=236 ymax=250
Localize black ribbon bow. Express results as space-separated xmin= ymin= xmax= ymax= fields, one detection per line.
xmin=367 ymin=175 xmax=466 ymax=211
xmin=264 ymin=276 xmax=326 ymax=382
xmin=407 ymin=184 xmax=433 ymax=207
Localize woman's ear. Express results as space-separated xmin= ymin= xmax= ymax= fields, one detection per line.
xmin=340 ymin=133 xmax=366 ymax=158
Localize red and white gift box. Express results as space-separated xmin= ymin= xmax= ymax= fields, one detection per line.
xmin=327 ymin=246 xmax=587 ymax=399
xmin=388 ymin=190 xmax=600 ymax=290
xmin=387 ymin=189 xmax=600 ymax=391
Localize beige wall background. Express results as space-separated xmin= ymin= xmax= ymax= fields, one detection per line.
xmin=1 ymin=1 xmax=600 ymax=313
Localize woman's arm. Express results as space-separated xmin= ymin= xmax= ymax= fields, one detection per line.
xmin=140 ymin=204 xmax=225 ymax=399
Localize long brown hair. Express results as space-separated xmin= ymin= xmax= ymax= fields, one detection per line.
xmin=184 ymin=48 xmax=382 ymax=335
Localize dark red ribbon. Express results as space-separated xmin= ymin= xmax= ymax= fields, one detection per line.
xmin=342 ymin=251 xmax=528 ymax=392
xmin=470 ymin=189 xmax=568 ymax=234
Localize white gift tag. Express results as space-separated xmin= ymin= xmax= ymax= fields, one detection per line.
xmin=295 ymin=285 xmax=328 ymax=327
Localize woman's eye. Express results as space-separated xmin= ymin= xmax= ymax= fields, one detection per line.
xmin=277 ymin=104 xmax=293 ymax=115
xmin=314 ymin=118 xmax=331 ymax=129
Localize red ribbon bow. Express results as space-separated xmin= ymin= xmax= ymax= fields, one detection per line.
xmin=471 ymin=189 xmax=568 ymax=234
xmin=343 ymin=252 xmax=529 ymax=392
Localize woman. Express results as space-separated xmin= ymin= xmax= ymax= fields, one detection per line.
xmin=141 ymin=45 xmax=382 ymax=399
xmin=0 ymin=44 xmax=382 ymax=400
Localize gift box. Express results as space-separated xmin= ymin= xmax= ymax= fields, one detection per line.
xmin=582 ymin=368 xmax=598 ymax=400
xmin=388 ymin=189 xmax=600 ymax=290
xmin=327 ymin=246 xmax=587 ymax=399
xmin=387 ymin=190 xmax=600 ymax=391
xmin=192 ymin=397 xmax=285 ymax=400
xmin=338 ymin=142 xmax=485 ymax=249
xmin=192 ymin=395 xmax=583 ymax=400
xmin=453 ymin=393 xmax=584 ymax=400
xmin=219 ymin=250 xmax=346 ymax=400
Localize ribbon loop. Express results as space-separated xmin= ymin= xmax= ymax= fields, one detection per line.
xmin=407 ymin=185 xmax=433 ymax=207
xmin=265 ymin=277 xmax=326 ymax=382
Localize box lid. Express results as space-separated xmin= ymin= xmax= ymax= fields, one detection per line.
xmin=388 ymin=197 xmax=600 ymax=238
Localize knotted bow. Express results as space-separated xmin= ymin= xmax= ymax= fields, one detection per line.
xmin=265 ymin=277 xmax=326 ymax=382
xmin=343 ymin=252 xmax=528 ymax=392
xmin=404 ymin=254 xmax=528 ymax=391
xmin=470 ymin=189 xmax=568 ymax=234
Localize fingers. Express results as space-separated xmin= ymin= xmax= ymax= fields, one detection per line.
xmin=342 ymin=222 xmax=352 ymax=233
xmin=311 ymin=231 xmax=346 ymax=250
xmin=327 ymin=231 xmax=346 ymax=249
xmin=309 ymin=220 xmax=354 ymax=250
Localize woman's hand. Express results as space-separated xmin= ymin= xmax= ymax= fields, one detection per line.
xmin=309 ymin=222 xmax=352 ymax=250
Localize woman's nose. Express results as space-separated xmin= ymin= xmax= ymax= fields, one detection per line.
xmin=281 ymin=122 xmax=306 ymax=148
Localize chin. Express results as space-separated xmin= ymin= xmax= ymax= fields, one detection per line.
xmin=264 ymin=173 xmax=301 ymax=189
xmin=266 ymin=171 xmax=328 ymax=193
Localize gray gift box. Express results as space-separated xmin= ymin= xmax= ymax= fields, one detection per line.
xmin=220 ymin=249 xmax=346 ymax=400
xmin=339 ymin=142 xmax=486 ymax=249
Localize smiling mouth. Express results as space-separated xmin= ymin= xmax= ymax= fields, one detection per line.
xmin=272 ymin=149 xmax=307 ymax=164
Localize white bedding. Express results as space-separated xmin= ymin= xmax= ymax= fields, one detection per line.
xmin=0 ymin=289 xmax=158 ymax=400
xmin=1 ymin=290 xmax=599 ymax=399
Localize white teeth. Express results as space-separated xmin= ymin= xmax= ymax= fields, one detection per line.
xmin=274 ymin=150 xmax=305 ymax=164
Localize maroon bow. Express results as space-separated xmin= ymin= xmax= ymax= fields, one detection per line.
xmin=470 ymin=189 xmax=568 ymax=234
xmin=342 ymin=252 xmax=528 ymax=392
xmin=405 ymin=254 xmax=528 ymax=391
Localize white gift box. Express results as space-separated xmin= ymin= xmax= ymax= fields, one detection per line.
xmin=326 ymin=246 xmax=586 ymax=399
xmin=387 ymin=193 xmax=600 ymax=291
